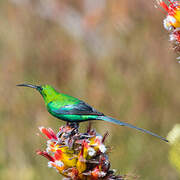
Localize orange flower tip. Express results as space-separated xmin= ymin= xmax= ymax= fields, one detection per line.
xmin=36 ymin=150 xmax=55 ymax=162
xmin=159 ymin=1 xmax=169 ymax=12
xmin=39 ymin=126 xmax=58 ymax=140
xmin=83 ymin=140 xmax=89 ymax=148
xmin=48 ymin=128 xmax=58 ymax=139
xmin=54 ymin=150 xmax=62 ymax=160
xmin=36 ymin=132 xmax=48 ymax=140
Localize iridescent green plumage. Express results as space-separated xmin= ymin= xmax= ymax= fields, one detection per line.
xmin=17 ymin=84 xmax=168 ymax=142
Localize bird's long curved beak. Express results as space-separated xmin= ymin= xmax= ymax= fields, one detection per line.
xmin=16 ymin=84 xmax=38 ymax=89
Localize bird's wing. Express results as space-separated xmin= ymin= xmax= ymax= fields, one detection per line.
xmin=48 ymin=101 xmax=104 ymax=116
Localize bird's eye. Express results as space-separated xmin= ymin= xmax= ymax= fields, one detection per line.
xmin=37 ymin=86 xmax=43 ymax=91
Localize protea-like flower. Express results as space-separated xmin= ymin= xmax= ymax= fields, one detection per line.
xmin=36 ymin=123 xmax=125 ymax=180
xmin=156 ymin=0 xmax=180 ymax=56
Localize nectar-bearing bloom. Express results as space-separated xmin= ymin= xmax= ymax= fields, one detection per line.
xmin=36 ymin=124 xmax=125 ymax=180
xmin=156 ymin=0 xmax=180 ymax=55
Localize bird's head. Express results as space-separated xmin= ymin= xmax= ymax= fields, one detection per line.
xmin=17 ymin=84 xmax=58 ymax=104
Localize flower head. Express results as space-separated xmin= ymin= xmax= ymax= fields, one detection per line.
xmin=157 ymin=0 xmax=180 ymax=55
xmin=37 ymin=124 xmax=125 ymax=179
xmin=157 ymin=0 xmax=180 ymax=29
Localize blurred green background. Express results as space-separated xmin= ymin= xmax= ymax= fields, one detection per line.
xmin=0 ymin=0 xmax=180 ymax=179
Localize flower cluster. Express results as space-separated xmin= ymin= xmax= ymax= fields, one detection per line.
xmin=157 ymin=0 xmax=180 ymax=55
xmin=36 ymin=123 xmax=125 ymax=180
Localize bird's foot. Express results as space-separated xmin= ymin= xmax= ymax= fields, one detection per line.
xmin=56 ymin=122 xmax=81 ymax=148
xmin=66 ymin=122 xmax=79 ymax=129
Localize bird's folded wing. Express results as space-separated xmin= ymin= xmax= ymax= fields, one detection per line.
xmin=48 ymin=101 xmax=104 ymax=116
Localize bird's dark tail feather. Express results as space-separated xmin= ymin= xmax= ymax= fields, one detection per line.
xmin=97 ymin=116 xmax=168 ymax=142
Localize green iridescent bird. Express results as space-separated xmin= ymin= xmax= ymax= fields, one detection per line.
xmin=17 ymin=84 xmax=168 ymax=142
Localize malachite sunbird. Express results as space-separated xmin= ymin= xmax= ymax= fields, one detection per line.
xmin=17 ymin=84 xmax=168 ymax=142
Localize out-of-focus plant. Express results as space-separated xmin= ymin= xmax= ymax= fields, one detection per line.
xmin=167 ymin=124 xmax=180 ymax=176
xmin=156 ymin=0 xmax=180 ymax=57
xmin=36 ymin=123 xmax=127 ymax=180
